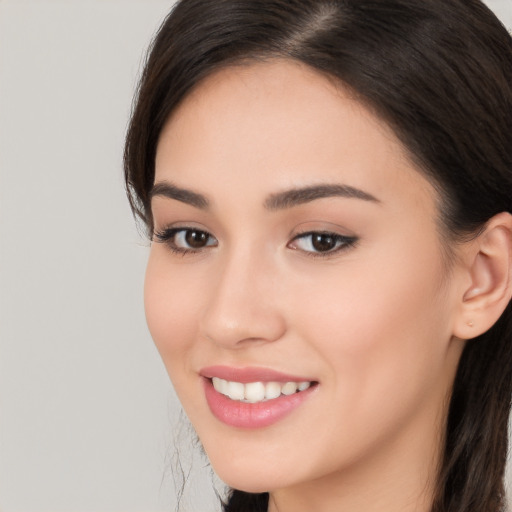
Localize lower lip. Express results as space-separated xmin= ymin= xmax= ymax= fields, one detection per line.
xmin=203 ymin=378 xmax=316 ymax=429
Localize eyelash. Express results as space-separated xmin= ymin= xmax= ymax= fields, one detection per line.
xmin=153 ymin=227 xmax=218 ymax=256
xmin=152 ymin=227 xmax=358 ymax=258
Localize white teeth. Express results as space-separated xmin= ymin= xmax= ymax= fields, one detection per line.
xmin=281 ymin=382 xmax=298 ymax=395
xmin=227 ymin=381 xmax=245 ymax=401
xmin=244 ymin=382 xmax=266 ymax=403
xmin=211 ymin=378 xmax=313 ymax=403
xmin=265 ymin=381 xmax=282 ymax=400
xmin=212 ymin=377 xmax=225 ymax=394
xmin=298 ymin=381 xmax=311 ymax=391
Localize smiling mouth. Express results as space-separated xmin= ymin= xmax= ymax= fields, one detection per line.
xmin=203 ymin=374 xmax=318 ymax=428
xmin=211 ymin=377 xmax=316 ymax=403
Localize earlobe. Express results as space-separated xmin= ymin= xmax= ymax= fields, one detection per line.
xmin=453 ymin=212 xmax=512 ymax=340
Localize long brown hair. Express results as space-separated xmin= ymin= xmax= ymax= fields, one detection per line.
xmin=124 ymin=1 xmax=512 ymax=510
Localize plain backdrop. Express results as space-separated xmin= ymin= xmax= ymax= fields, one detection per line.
xmin=0 ymin=1 xmax=511 ymax=511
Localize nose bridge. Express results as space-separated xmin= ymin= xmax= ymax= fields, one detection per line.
xmin=200 ymin=242 xmax=286 ymax=347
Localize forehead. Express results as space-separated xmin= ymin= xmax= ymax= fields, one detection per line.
xmin=155 ymin=60 xmax=437 ymax=214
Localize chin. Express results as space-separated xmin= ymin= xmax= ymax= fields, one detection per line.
xmin=205 ymin=451 xmax=289 ymax=493
xmin=215 ymin=470 xmax=276 ymax=494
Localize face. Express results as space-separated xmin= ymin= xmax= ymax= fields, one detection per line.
xmin=146 ymin=61 xmax=465 ymax=497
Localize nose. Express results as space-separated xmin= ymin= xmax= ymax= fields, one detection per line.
xmin=199 ymin=249 xmax=287 ymax=349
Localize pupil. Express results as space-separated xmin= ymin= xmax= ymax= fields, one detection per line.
xmin=185 ymin=230 xmax=208 ymax=248
xmin=312 ymin=233 xmax=335 ymax=252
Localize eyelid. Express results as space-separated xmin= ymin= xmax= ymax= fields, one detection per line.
xmin=152 ymin=222 xmax=213 ymax=240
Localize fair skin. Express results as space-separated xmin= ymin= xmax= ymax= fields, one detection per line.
xmin=145 ymin=60 xmax=512 ymax=512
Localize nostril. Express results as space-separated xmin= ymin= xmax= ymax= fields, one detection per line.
xmin=200 ymin=310 xmax=287 ymax=348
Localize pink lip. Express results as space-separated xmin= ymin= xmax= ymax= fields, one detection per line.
xmin=200 ymin=365 xmax=314 ymax=383
xmin=200 ymin=366 xmax=318 ymax=429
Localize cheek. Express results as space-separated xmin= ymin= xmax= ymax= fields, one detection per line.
xmin=144 ymin=250 xmax=201 ymax=372
xmin=289 ymin=240 xmax=452 ymax=419
xmin=144 ymin=252 xmax=213 ymax=428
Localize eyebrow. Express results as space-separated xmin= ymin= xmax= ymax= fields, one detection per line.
xmin=150 ymin=181 xmax=379 ymax=210
xmin=150 ymin=181 xmax=209 ymax=209
xmin=264 ymin=183 xmax=379 ymax=210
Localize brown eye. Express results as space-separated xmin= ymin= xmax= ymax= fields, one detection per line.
xmin=288 ymin=231 xmax=358 ymax=256
xmin=311 ymin=233 xmax=336 ymax=252
xmin=185 ymin=229 xmax=210 ymax=248
xmin=153 ymin=227 xmax=218 ymax=253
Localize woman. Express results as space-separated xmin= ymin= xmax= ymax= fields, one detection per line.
xmin=124 ymin=1 xmax=512 ymax=511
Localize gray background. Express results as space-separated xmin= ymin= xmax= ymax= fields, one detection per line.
xmin=1 ymin=1 xmax=511 ymax=510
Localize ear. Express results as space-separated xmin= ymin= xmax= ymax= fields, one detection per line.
xmin=453 ymin=212 xmax=512 ymax=340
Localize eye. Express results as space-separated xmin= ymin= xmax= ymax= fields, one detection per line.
xmin=288 ymin=231 xmax=357 ymax=256
xmin=153 ymin=227 xmax=218 ymax=254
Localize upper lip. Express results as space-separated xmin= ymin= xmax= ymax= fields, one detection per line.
xmin=200 ymin=365 xmax=316 ymax=384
